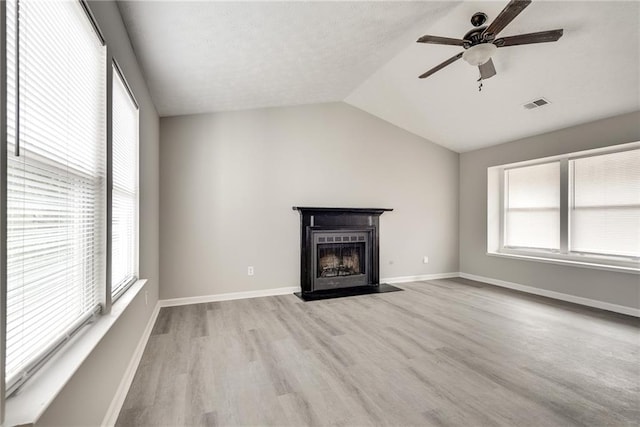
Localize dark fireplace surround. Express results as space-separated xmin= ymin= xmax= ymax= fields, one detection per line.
xmin=293 ymin=207 xmax=400 ymax=301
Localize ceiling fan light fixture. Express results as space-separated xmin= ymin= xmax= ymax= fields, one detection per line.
xmin=416 ymin=0 xmax=563 ymax=82
xmin=462 ymin=43 xmax=497 ymax=66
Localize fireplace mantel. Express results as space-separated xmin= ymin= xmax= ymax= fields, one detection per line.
xmin=293 ymin=206 xmax=397 ymax=300
xmin=292 ymin=207 xmax=393 ymax=215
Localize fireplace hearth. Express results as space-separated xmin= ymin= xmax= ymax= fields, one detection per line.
xmin=293 ymin=207 xmax=402 ymax=301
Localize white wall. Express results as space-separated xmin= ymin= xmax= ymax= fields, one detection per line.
xmin=34 ymin=1 xmax=160 ymax=425
xmin=460 ymin=111 xmax=640 ymax=310
xmin=160 ymin=102 xmax=459 ymax=299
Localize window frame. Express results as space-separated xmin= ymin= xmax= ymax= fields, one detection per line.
xmin=0 ymin=0 xmax=143 ymax=409
xmin=501 ymin=160 xmax=563 ymax=253
xmin=4 ymin=0 xmax=109 ymax=396
xmin=109 ymin=59 xmax=139 ymax=305
xmin=488 ymin=142 xmax=640 ymax=273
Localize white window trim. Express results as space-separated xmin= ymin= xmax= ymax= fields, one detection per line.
xmin=487 ymin=141 xmax=640 ymax=274
xmin=110 ymin=58 xmax=140 ymax=304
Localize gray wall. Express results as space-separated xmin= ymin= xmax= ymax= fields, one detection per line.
xmin=460 ymin=111 xmax=640 ymax=310
xmin=35 ymin=1 xmax=160 ymax=425
xmin=160 ymin=102 xmax=459 ymax=300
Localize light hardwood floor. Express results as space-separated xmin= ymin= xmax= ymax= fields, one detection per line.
xmin=116 ymin=278 xmax=640 ymax=426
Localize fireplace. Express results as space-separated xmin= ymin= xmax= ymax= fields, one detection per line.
xmin=293 ymin=207 xmax=400 ymax=300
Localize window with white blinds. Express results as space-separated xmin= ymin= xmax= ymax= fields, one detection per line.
xmin=5 ymin=0 xmax=106 ymax=394
xmin=505 ymin=162 xmax=560 ymax=250
xmin=490 ymin=143 xmax=640 ymax=271
xmin=570 ymin=150 xmax=640 ymax=258
xmin=111 ymin=64 xmax=139 ymax=299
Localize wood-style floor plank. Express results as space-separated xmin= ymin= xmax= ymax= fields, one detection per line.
xmin=116 ymin=278 xmax=640 ymax=426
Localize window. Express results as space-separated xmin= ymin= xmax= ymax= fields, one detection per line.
xmin=488 ymin=143 xmax=640 ymax=272
xmin=570 ymin=150 xmax=640 ymax=258
xmin=5 ymin=0 xmax=106 ymax=394
xmin=504 ymin=162 xmax=560 ymax=251
xmin=111 ymin=63 xmax=139 ymax=300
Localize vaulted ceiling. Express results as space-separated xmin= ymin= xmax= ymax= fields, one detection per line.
xmin=118 ymin=1 xmax=640 ymax=152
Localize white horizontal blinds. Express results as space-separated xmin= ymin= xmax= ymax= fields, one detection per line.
xmin=505 ymin=162 xmax=560 ymax=250
xmin=570 ymin=149 xmax=640 ymax=258
xmin=111 ymin=65 xmax=139 ymax=299
xmin=5 ymin=0 xmax=106 ymax=392
xmin=6 ymin=0 xmax=16 ymax=148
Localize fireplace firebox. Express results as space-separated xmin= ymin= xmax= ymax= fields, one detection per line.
xmin=293 ymin=207 xmax=401 ymax=300
xmin=313 ymin=231 xmax=368 ymax=290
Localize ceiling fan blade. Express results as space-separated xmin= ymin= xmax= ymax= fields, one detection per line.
xmin=484 ymin=0 xmax=532 ymax=39
xmin=419 ymin=52 xmax=463 ymax=79
xmin=479 ymin=58 xmax=496 ymax=80
xmin=417 ymin=35 xmax=465 ymax=46
xmin=495 ymin=29 xmax=564 ymax=47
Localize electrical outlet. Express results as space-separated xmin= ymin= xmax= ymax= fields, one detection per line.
xmin=248 ymin=266 xmax=254 ymax=276
xmin=423 ymin=256 xmax=429 ymax=264
xmin=145 ymin=290 xmax=148 ymax=305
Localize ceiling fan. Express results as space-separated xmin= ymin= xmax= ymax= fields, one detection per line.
xmin=416 ymin=0 xmax=563 ymax=85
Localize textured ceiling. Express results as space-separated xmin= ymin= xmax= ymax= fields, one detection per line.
xmin=117 ymin=1 xmax=458 ymax=117
xmin=118 ymin=1 xmax=640 ymax=152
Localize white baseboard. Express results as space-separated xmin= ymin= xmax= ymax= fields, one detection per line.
xmin=382 ymin=272 xmax=460 ymax=284
xmin=159 ymin=286 xmax=300 ymax=307
xmin=159 ymin=276 xmax=465 ymax=306
xmin=459 ymin=272 xmax=640 ymax=317
xmin=102 ymin=301 xmax=161 ymax=427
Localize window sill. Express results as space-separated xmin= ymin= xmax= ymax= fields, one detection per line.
xmin=4 ymin=279 xmax=148 ymax=427
xmin=487 ymin=251 xmax=640 ymax=274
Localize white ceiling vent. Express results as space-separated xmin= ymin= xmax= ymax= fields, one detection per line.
xmin=523 ymin=97 xmax=551 ymax=110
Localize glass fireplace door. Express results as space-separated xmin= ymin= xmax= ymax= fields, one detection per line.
xmin=311 ymin=231 xmax=369 ymax=291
